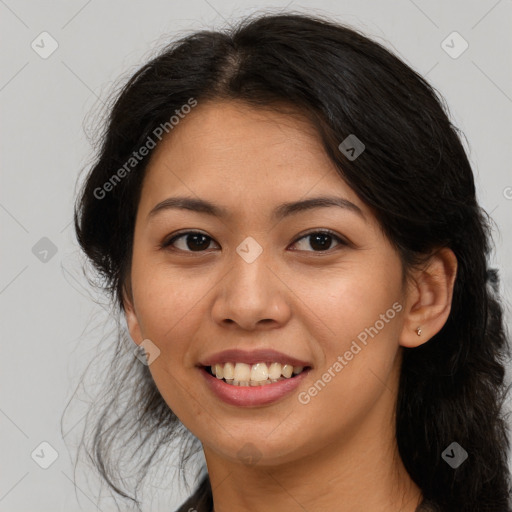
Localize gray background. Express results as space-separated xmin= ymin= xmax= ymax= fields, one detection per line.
xmin=1 ymin=0 xmax=511 ymax=510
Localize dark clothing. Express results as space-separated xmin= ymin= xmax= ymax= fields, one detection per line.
xmin=175 ymin=474 xmax=213 ymax=512
xmin=174 ymin=474 xmax=440 ymax=512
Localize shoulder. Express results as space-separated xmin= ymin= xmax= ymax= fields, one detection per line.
xmin=173 ymin=474 xmax=212 ymax=512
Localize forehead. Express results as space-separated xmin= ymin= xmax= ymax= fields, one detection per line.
xmin=138 ymin=100 xmax=367 ymax=218
xmin=148 ymin=100 xmax=327 ymax=168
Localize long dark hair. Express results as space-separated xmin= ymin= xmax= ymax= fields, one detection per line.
xmin=69 ymin=12 xmax=512 ymax=511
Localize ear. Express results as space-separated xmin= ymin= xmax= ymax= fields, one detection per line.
xmin=122 ymin=286 xmax=144 ymax=345
xmin=399 ymin=247 xmax=458 ymax=348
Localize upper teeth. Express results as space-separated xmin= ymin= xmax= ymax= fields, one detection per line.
xmin=212 ymin=362 xmax=305 ymax=381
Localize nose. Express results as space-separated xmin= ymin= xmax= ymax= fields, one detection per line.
xmin=211 ymin=247 xmax=292 ymax=331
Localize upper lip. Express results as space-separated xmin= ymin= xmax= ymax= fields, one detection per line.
xmin=199 ymin=348 xmax=312 ymax=368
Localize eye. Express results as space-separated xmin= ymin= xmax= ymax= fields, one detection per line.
xmin=161 ymin=231 xmax=219 ymax=252
xmin=161 ymin=229 xmax=347 ymax=254
xmin=290 ymin=230 xmax=346 ymax=252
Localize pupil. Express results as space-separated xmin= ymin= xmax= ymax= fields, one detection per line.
xmin=310 ymin=233 xmax=331 ymax=251
xmin=187 ymin=233 xmax=210 ymax=251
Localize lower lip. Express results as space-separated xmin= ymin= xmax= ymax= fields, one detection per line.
xmin=199 ymin=367 xmax=311 ymax=407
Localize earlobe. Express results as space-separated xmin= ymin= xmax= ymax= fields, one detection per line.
xmin=122 ymin=289 xmax=143 ymax=345
xmin=399 ymin=248 xmax=458 ymax=348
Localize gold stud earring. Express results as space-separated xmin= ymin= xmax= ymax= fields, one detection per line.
xmin=416 ymin=327 xmax=422 ymax=336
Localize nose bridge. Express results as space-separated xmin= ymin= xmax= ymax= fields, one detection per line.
xmin=230 ymin=235 xmax=274 ymax=300
xmin=212 ymin=235 xmax=290 ymax=329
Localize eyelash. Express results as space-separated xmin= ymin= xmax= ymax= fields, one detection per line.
xmin=160 ymin=229 xmax=348 ymax=254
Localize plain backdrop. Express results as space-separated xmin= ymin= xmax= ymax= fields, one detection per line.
xmin=1 ymin=0 xmax=511 ymax=510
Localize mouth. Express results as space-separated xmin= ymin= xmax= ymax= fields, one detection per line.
xmin=198 ymin=349 xmax=313 ymax=406
xmin=203 ymin=361 xmax=312 ymax=387
xmin=199 ymin=363 xmax=312 ymax=407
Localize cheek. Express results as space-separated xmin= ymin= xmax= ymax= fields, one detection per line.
xmin=300 ymin=257 xmax=403 ymax=342
xmin=130 ymin=258 xmax=201 ymax=348
xmin=130 ymin=264 xmax=208 ymax=421
xmin=302 ymin=260 xmax=404 ymax=398
xmin=293 ymin=274 xmax=403 ymax=446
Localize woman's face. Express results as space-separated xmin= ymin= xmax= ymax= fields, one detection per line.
xmin=125 ymin=100 xmax=410 ymax=467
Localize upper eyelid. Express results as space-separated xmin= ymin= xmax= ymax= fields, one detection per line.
xmin=164 ymin=230 xmax=220 ymax=248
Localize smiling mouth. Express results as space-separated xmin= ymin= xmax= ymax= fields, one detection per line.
xmin=203 ymin=361 xmax=311 ymax=387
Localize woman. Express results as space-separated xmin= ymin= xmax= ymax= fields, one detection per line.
xmin=71 ymin=12 xmax=512 ymax=512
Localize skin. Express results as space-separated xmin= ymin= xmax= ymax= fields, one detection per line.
xmin=124 ymin=100 xmax=457 ymax=512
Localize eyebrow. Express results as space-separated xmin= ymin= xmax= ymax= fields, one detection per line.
xmin=148 ymin=195 xmax=365 ymax=222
